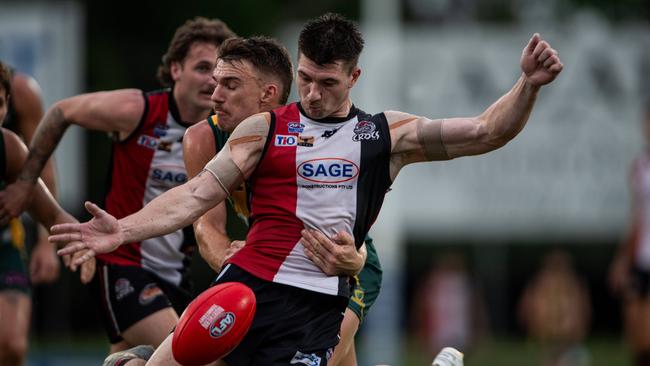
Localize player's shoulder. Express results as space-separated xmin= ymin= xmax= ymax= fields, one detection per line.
xmin=184 ymin=119 xmax=216 ymax=152
xmin=382 ymin=110 xmax=420 ymax=124
xmin=1 ymin=127 xmax=28 ymax=161
xmin=186 ymin=118 xmax=213 ymax=137
xmin=1 ymin=127 xmax=25 ymax=148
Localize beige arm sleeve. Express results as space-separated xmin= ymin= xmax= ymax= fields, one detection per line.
xmin=203 ymin=113 xmax=270 ymax=194
xmin=416 ymin=118 xmax=450 ymax=161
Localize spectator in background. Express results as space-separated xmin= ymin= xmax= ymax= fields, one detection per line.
xmin=519 ymin=249 xmax=591 ymax=366
xmin=414 ymin=252 xmax=487 ymax=356
xmin=609 ymin=102 xmax=650 ymax=366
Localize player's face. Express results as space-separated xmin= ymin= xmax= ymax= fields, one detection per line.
xmin=296 ymin=53 xmax=360 ymax=120
xmin=210 ymin=59 xmax=266 ymax=133
xmin=172 ymin=41 xmax=219 ymax=112
xmin=0 ymin=87 xmax=7 ymax=125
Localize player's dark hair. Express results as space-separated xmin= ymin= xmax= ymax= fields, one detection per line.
xmin=0 ymin=61 xmax=12 ymax=97
xmin=298 ymin=13 xmax=364 ymax=73
xmin=157 ymin=17 xmax=236 ymax=87
xmin=218 ymin=36 xmax=294 ymax=105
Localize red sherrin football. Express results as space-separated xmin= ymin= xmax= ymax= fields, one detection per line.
xmin=172 ymin=282 xmax=256 ymax=365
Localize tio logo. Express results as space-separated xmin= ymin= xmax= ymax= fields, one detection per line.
xmin=275 ymin=134 xmax=297 ymax=147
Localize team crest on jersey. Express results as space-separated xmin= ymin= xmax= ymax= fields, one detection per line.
xmin=297 ymin=135 xmax=314 ymax=147
xmin=137 ymin=135 xmax=159 ymax=150
xmin=290 ymin=350 xmax=321 ymax=366
xmin=275 ymin=134 xmax=297 ymax=147
xmin=352 ymin=120 xmax=380 ymax=142
xmin=287 ymin=122 xmax=305 ymax=133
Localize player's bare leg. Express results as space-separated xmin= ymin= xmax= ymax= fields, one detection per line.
xmin=0 ymin=291 xmax=30 ymax=366
xmin=117 ymin=308 xmax=179 ymax=351
xmin=329 ymin=308 xmax=361 ymax=366
xmin=142 ymin=334 xmax=227 ymax=366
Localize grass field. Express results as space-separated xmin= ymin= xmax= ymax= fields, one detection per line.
xmin=26 ymin=334 xmax=630 ymax=366
xmin=401 ymin=336 xmax=630 ymax=366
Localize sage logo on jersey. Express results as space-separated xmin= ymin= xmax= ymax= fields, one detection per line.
xmin=352 ymin=120 xmax=380 ymax=141
xmin=275 ymin=134 xmax=297 ymax=147
xmin=297 ymin=158 xmax=359 ymax=183
xmin=287 ymin=122 xmax=305 ymax=133
xmin=209 ymin=312 xmax=236 ymax=338
xmin=290 ymin=350 xmax=321 ymax=366
xmin=151 ymin=168 xmax=188 ymax=184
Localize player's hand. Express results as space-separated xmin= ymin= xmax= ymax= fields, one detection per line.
xmin=51 ymin=201 xmax=124 ymax=266
xmin=301 ymin=229 xmax=365 ymax=276
xmin=0 ymin=180 xmax=34 ymax=226
xmin=521 ymin=33 xmax=563 ymax=87
xmin=223 ymin=240 xmax=245 ymax=264
xmin=30 ymin=237 xmax=60 ymax=284
xmin=65 ymin=249 xmax=96 ymax=284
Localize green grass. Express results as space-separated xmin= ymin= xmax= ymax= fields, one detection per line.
xmin=401 ymin=336 xmax=631 ymax=366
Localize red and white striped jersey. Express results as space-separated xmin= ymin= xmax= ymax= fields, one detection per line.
xmin=228 ymin=103 xmax=392 ymax=297
xmin=98 ymin=89 xmax=194 ymax=286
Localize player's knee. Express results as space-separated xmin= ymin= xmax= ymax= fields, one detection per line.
xmin=0 ymin=337 xmax=28 ymax=365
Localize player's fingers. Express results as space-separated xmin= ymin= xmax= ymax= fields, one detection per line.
xmin=537 ymin=47 xmax=556 ymax=63
xmin=549 ymin=62 xmax=564 ymax=73
xmin=85 ymin=201 xmax=105 ymax=218
xmin=73 ymin=250 xmax=96 ymax=267
xmin=57 ymin=242 xmax=86 ymax=256
xmin=311 ymin=229 xmax=337 ymax=252
xmin=334 ymin=231 xmax=355 ymax=246
xmin=49 ymin=232 xmax=83 ymax=244
xmin=543 ymin=54 xmax=558 ymax=68
xmin=62 ymin=254 xmax=71 ymax=267
xmin=301 ymin=228 xmax=318 ymax=246
xmin=50 ymin=223 xmax=81 ymax=235
xmin=525 ymin=33 xmax=540 ymax=54
xmin=532 ymin=40 xmax=549 ymax=60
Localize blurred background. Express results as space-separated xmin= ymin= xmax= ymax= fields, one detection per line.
xmin=1 ymin=0 xmax=649 ymax=365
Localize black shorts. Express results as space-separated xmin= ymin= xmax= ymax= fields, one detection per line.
xmin=89 ymin=261 xmax=192 ymax=344
xmin=629 ymin=265 xmax=650 ymax=298
xmin=214 ymin=264 xmax=347 ymax=366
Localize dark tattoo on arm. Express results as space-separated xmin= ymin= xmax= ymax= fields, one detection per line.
xmin=18 ymin=106 xmax=68 ymax=183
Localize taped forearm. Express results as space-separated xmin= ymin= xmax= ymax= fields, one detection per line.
xmin=203 ymin=113 xmax=268 ymax=193
xmin=204 ymin=145 xmax=245 ymax=194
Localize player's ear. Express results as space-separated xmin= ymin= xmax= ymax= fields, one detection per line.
xmin=260 ymin=83 xmax=278 ymax=104
xmin=349 ymin=66 xmax=361 ymax=89
xmin=171 ymin=62 xmax=183 ymax=82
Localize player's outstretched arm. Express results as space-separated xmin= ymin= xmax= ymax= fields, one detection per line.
xmin=388 ymin=33 xmax=563 ymax=178
xmin=0 ymin=89 xmax=145 ymax=219
xmin=301 ymin=229 xmax=366 ymax=276
xmin=54 ymin=113 xmax=270 ymax=266
xmin=183 ymin=122 xmax=232 ymax=272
